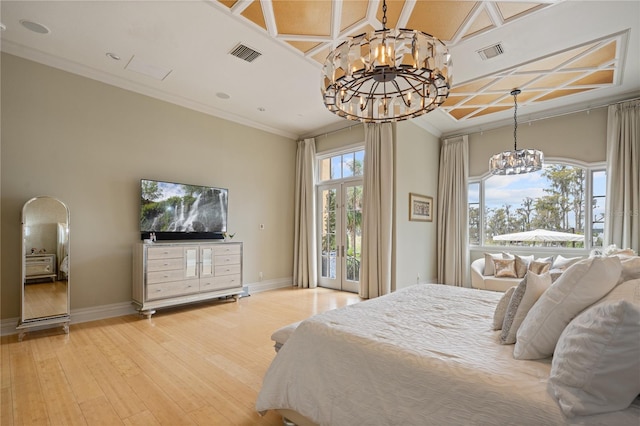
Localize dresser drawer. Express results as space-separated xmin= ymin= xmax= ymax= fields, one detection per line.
xmin=147 ymin=268 xmax=186 ymax=284
xmin=214 ymin=254 xmax=241 ymax=266
xmin=200 ymin=274 xmax=241 ymax=292
xmin=213 ymin=244 xmax=241 ymax=256
xmin=146 ymin=279 xmax=199 ymax=301
xmin=147 ymin=257 xmax=184 ymax=272
xmin=215 ymin=264 xmax=241 ymax=276
xmin=147 ymin=246 xmax=186 ymax=260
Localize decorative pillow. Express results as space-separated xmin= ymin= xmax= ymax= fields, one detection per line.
xmin=494 ymin=258 xmax=517 ymax=278
xmin=493 ymin=286 xmax=516 ymax=330
xmin=602 ymin=278 xmax=640 ymax=303
xmin=513 ymin=256 xmax=623 ymax=360
xmin=551 ymin=255 xmax=582 ymax=271
xmin=514 ymin=254 xmax=534 ymax=278
xmin=483 ymin=252 xmax=513 ymax=276
xmin=499 ymin=272 xmax=551 ymax=345
xmin=549 ymin=300 xmax=640 ymax=416
xmin=528 ymin=260 xmax=551 ymax=274
xmin=615 ymin=256 xmax=640 ymax=284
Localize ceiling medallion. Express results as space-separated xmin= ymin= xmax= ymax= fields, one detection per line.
xmin=321 ymin=0 xmax=452 ymax=123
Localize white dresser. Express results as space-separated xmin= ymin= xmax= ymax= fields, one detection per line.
xmin=25 ymin=254 xmax=57 ymax=282
xmin=132 ymin=241 xmax=243 ymax=317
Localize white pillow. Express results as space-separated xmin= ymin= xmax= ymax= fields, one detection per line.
xmin=483 ymin=252 xmax=513 ymax=276
xmin=499 ymin=272 xmax=551 ymax=345
xmin=551 ymin=255 xmax=581 ymax=270
xmin=616 ymin=256 xmax=640 ymax=284
xmin=514 ymin=256 xmax=623 ymax=360
xmin=549 ymin=300 xmax=640 ymax=416
xmin=493 ymin=286 xmax=516 ymax=330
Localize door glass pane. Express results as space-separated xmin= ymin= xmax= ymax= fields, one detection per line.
xmin=185 ymin=248 xmax=197 ymax=278
xmin=345 ymin=185 xmax=362 ymax=282
xmin=320 ymin=188 xmax=337 ymax=279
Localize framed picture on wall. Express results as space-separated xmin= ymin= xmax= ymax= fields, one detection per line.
xmin=409 ymin=193 xmax=433 ymax=222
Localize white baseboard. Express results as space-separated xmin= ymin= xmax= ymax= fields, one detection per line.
xmin=1 ymin=277 xmax=293 ymax=336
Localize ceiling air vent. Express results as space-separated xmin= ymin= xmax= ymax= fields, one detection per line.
xmin=477 ymin=43 xmax=504 ymax=60
xmin=229 ymin=43 xmax=262 ymax=63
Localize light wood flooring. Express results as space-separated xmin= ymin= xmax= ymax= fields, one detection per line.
xmin=23 ymin=280 xmax=68 ymax=320
xmin=1 ymin=287 xmax=361 ymax=425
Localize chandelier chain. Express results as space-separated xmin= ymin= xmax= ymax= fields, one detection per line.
xmin=382 ymin=0 xmax=387 ymax=30
xmin=513 ymin=90 xmax=518 ymax=151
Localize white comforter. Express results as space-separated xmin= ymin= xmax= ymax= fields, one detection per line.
xmin=256 ymin=284 xmax=640 ymax=425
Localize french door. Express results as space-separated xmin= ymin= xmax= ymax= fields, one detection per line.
xmin=317 ymin=181 xmax=362 ymax=293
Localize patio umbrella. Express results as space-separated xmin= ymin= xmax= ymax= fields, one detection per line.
xmin=492 ymin=228 xmax=584 ymax=242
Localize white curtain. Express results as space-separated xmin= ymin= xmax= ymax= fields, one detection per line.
xmin=605 ymin=100 xmax=640 ymax=253
xmin=437 ymin=135 xmax=469 ymax=286
xmin=360 ymin=123 xmax=394 ymax=299
xmin=293 ymin=138 xmax=318 ymax=288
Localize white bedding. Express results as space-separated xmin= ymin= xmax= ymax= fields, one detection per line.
xmin=256 ymin=284 xmax=640 ymax=425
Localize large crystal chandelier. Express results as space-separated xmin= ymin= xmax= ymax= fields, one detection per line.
xmin=321 ymin=0 xmax=452 ymax=123
xmin=489 ymin=89 xmax=544 ymax=175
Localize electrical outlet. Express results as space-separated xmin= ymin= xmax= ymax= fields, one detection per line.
xmin=259 ymin=224 xmax=265 ymax=230
xmin=259 ymin=272 xmax=263 ymax=281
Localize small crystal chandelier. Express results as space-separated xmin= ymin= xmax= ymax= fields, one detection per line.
xmin=489 ymin=89 xmax=544 ymax=175
xmin=321 ymin=0 xmax=452 ymax=123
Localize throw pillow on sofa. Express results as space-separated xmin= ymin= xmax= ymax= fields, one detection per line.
xmin=483 ymin=252 xmax=513 ymax=276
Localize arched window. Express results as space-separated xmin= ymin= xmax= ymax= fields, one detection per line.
xmin=468 ymin=161 xmax=606 ymax=250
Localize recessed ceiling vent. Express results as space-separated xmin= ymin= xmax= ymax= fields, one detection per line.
xmin=229 ymin=43 xmax=262 ymax=63
xmin=477 ymin=43 xmax=504 ymax=60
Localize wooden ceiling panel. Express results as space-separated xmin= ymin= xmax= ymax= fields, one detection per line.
xmin=375 ymin=0 xmax=404 ymax=29
xmin=241 ymin=1 xmax=266 ymax=31
xmin=567 ymin=42 xmax=617 ymax=69
xmin=442 ymin=95 xmax=469 ymax=107
xmin=407 ymin=1 xmax=477 ymax=41
xmin=496 ymin=2 xmax=543 ymax=21
xmin=487 ymin=75 xmax=536 ymax=92
xmin=462 ymin=7 xmax=495 ymax=39
xmin=570 ymin=70 xmax=614 ymax=86
xmin=342 ymin=1 xmax=369 ymax=32
xmin=519 ymin=44 xmax=596 ymax=73
xmin=287 ymin=41 xmax=322 ymax=55
xmin=527 ymin=71 xmax=586 ymax=89
xmin=449 ymin=107 xmax=479 ymax=120
xmin=534 ymin=88 xmax=593 ymax=102
xmin=273 ymin=1 xmax=332 ymax=36
xmin=450 ymin=77 xmax=497 ymax=94
xmin=469 ymin=105 xmax=512 ymax=118
xmin=218 ymin=1 xmax=237 ymax=9
xmin=463 ymin=93 xmax=504 ymax=106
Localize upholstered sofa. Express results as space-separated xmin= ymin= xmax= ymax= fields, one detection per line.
xmin=471 ymin=253 xmax=583 ymax=292
xmin=470 ymin=257 xmax=522 ymax=292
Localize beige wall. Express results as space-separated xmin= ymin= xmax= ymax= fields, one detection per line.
xmin=1 ymin=53 xmax=297 ymax=319
xmin=468 ymin=107 xmax=607 ymax=178
xmin=394 ymin=122 xmax=440 ymax=288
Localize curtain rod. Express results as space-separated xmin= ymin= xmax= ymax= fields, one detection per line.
xmin=443 ymin=96 xmax=640 ymax=140
xmin=309 ymin=123 xmax=362 ymax=140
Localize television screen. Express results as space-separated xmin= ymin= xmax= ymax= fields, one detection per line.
xmin=140 ymin=179 xmax=227 ymax=236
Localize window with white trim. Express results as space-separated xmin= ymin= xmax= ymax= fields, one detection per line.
xmin=468 ymin=162 xmax=606 ymax=249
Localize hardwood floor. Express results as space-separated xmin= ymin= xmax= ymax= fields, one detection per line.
xmin=1 ymin=287 xmax=361 ymax=425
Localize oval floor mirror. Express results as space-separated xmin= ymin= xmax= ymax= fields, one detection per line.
xmin=16 ymin=196 xmax=70 ymax=341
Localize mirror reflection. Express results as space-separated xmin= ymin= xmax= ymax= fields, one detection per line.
xmin=18 ymin=196 xmax=70 ymax=338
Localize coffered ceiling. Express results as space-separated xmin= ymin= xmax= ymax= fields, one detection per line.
xmin=1 ymin=1 xmax=638 ymax=139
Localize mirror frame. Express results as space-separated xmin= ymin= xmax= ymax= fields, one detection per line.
xmin=17 ymin=196 xmax=70 ymax=340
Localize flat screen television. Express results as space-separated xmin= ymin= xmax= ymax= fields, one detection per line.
xmin=140 ymin=179 xmax=227 ymax=241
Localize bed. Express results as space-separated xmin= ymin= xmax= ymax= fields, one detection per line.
xmin=256 ymin=280 xmax=640 ymax=425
